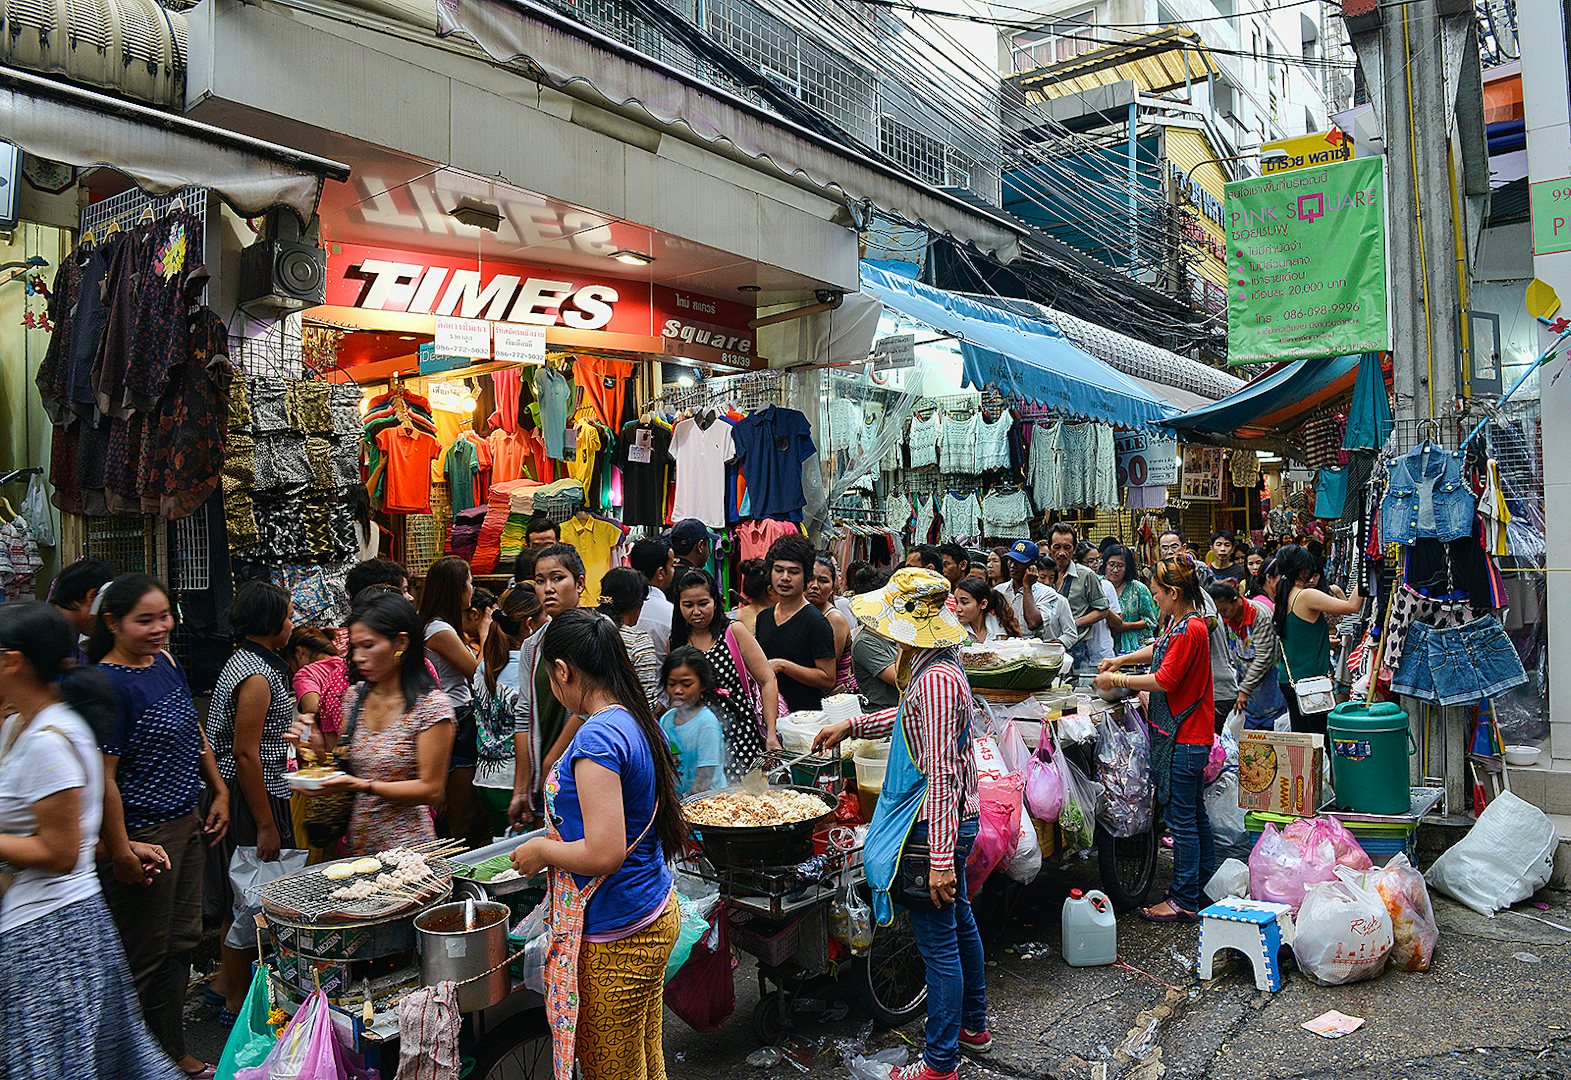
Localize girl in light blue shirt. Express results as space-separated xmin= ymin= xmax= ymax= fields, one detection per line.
xmin=658 ymin=646 xmax=729 ymax=795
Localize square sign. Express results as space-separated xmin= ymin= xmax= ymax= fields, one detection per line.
xmin=494 ymin=324 xmax=547 ymax=364
xmin=1530 ymin=176 xmax=1571 ymax=256
xmin=1225 ymin=157 xmax=1390 ymax=364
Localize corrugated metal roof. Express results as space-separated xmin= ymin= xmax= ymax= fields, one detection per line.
xmin=1016 ymin=28 xmax=1219 ymax=101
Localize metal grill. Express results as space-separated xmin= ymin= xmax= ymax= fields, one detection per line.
xmin=169 ymin=503 xmax=211 ymax=591
xmin=84 ymin=516 xmax=159 ymax=575
xmin=79 ymin=185 xmax=206 ymax=246
xmin=879 ymin=115 xmax=949 ymax=186
xmin=404 ymin=484 xmax=452 ymax=577
xmin=261 ymin=857 xmax=455 ymax=923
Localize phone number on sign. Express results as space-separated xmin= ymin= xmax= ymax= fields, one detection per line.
xmin=1283 ymin=301 xmax=1361 ymax=319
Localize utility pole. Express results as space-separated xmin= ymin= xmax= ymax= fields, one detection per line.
xmin=1341 ymin=0 xmax=1487 ymax=812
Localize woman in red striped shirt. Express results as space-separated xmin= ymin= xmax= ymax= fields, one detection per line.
xmin=814 ymin=568 xmax=988 ymax=1080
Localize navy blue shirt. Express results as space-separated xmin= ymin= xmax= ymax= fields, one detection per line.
xmin=554 ymin=706 xmax=672 ymax=935
xmin=731 ymin=406 xmax=815 ymax=521
xmin=99 ymin=653 xmax=204 ymax=831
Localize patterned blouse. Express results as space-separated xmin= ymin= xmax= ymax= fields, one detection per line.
xmin=207 ymin=641 xmax=296 ymax=798
xmin=341 ymin=687 xmax=454 ymax=854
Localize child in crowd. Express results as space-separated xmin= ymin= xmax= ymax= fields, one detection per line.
xmin=658 ymin=646 xmax=729 ymax=796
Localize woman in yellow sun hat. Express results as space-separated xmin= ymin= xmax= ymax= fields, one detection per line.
xmin=812 ymin=567 xmax=988 ymax=1080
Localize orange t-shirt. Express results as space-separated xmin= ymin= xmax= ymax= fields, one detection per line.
xmin=489 ymin=428 xmax=529 ymax=486
xmin=573 ymin=356 xmax=635 ymax=428
xmin=376 ymin=427 xmax=441 ymax=514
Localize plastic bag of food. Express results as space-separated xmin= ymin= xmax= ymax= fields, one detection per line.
xmin=1058 ymin=751 xmax=1102 ymax=851
xmin=1095 ymin=712 xmax=1153 ymax=838
xmin=1291 ymin=869 xmax=1394 ymax=985
xmin=226 ymin=846 xmax=310 ymax=950
xmin=1248 ymin=823 xmax=1338 ymax=912
xmin=844 ymin=886 xmax=874 ymax=954
xmin=1284 ymin=816 xmax=1373 ymax=872
xmin=1373 ymin=853 xmax=1438 ymax=971
xmin=236 ymin=989 xmax=374 ymax=1080
xmin=1024 ymin=724 xmax=1065 ymax=822
xmin=966 ymin=775 xmax=1024 ymax=898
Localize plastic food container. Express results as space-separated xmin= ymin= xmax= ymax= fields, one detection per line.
xmin=854 ymin=749 xmax=890 ymax=821
xmin=285 ymin=769 xmax=344 ymax=792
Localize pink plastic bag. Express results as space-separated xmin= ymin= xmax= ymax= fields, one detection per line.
xmin=236 ymin=989 xmax=375 ymax=1080
xmin=1024 ymin=725 xmax=1065 ymax=822
xmin=1283 ymin=816 xmax=1373 ymax=872
xmin=1247 ymin=823 xmax=1339 ymax=913
xmin=1203 ymin=739 xmax=1227 ymax=785
xmin=965 ymin=776 xmax=1023 ymax=899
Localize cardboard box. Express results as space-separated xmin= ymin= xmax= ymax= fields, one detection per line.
xmin=1237 ymin=730 xmax=1324 ymax=816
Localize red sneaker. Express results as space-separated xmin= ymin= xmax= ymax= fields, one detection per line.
xmin=959 ymin=1028 xmax=993 ymax=1054
xmin=888 ymin=1062 xmax=959 ymax=1080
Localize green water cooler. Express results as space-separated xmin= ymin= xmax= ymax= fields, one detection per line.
xmin=1326 ymin=701 xmax=1414 ymax=814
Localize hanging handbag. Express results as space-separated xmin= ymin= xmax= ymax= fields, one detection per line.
xmin=1281 ymin=643 xmax=1336 ymax=715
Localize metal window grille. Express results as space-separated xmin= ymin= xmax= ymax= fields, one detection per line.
xmin=83 ymin=515 xmax=160 ymax=576
xmin=878 ymin=115 xmax=949 ymax=186
xmin=404 ymin=484 xmax=453 ymax=578
xmin=169 ymin=504 xmax=212 ymax=592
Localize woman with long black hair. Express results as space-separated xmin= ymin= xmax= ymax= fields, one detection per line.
xmin=0 ymin=602 xmax=182 ymax=1079
xmin=91 ymin=574 xmax=228 ymax=1076
xmin=671 ymin=568 xmax=781 ymax=772
xmin=509 ymin=609 xmax=687 ymax=1080
xmin=1271 ymin=544 xmax=1362 ymax=737
xmin=1098 ymin=555 xmax=1216 ymax=922
xmin=417 ymin=555 xmax=485 ymax=845
xmin=472 ymin=583 xmax=545 ymax=838
xmin=296 ymin=593 xmax=455 ymax=853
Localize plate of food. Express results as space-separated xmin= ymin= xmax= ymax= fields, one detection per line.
xmin=286 ymin=765 xmax=345 ymax=792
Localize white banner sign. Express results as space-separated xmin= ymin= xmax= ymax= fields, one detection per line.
xmin=871 ymin=333 xmax=916 ymax=370
xmin=1116 ymin=431 xmax=1179 ymax=488
xmin=435 ymin=316 xmax=491 ymax=359
xmin=493 ymin=323 xmax=547 ymax=364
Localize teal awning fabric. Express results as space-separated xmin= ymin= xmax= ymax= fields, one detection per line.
xmin=1159 ymin=354 xmax=1365 ymax=439
xmin=860 ymin=261 xmax=1177 ymax=429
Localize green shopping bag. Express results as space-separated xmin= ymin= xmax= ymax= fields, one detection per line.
xmin=216 ymin=963 xmax=279 ymax=1080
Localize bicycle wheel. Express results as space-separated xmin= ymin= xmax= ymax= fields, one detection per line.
xmin=853 ymin=910 xmax=927 ymax=1027
xmin=468 ymin=1007 xmax=553 ymax=1080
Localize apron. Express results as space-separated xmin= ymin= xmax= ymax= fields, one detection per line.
xmin=1146 ymin=612 xmax=1203 ymax=807
xmin=863 ymin=652 xmax=968 ymax=927
xmin=540 ymin=757 xmax=660 ymax=1080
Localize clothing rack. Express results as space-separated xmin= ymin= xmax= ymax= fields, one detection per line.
xmin=655 ymin=368 xmax=786 ymax=415
xmin=0 ymin=467 xmax=42 ymax=485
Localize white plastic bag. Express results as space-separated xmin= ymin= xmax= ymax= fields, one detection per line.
xmin=21 ymin=474 xmax=54 ymax=546
xmin=1291 ymin=869 xmax=1393 ymax=985
xmin=226 ymin=846 xmax=309 ymax=949
xmin=1059 ymin=711 xmax=1096 ymax=744
xmin=1426 ymin=791 xmax=1557 ymax=916
xmin=1001 ymin=809 xmax=1042 ymax=884
xmin=847 ymin=1047 xmax=908 ymax=1080
xmin=1204 ymin=770 xmax=1249 ymax=861
xmin=512 ymin=904 xmax=550 ymax=994
xmin=1205 ymin=858 xmax=1251 ymax=902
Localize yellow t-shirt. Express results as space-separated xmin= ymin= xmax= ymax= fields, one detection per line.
xmin=561 ymin=514 xmax=623 ymax=604
xmin=566 ymin=419 xmax=602 ymax=502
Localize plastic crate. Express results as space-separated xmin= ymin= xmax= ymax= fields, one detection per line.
xmin=1244 ymin=812 xmax=1418 ymax=866
xmin=728 ymin=911 xmax=802 ymax=966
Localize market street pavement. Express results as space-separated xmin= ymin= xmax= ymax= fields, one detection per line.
xmin=186 ymin=854 xmax=1571 ymax=1079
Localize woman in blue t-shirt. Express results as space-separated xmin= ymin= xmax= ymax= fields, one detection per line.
xmin=510 ymin=609 xmax=687 ymax=1080
xmin=89 ymin=573 xmax=230 ymax=1076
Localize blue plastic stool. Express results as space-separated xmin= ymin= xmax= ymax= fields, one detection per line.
xmin=1197 ymin=900 xmax=1294 ymax=992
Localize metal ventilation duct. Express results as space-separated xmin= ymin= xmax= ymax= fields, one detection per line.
xmin=1 ymin=0 xmax=186 ymax=107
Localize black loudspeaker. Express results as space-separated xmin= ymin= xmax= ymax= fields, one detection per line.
xmin=238 ymin=209 xmax=325 ymax=315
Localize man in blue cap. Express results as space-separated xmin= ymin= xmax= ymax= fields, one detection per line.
xmin=995 ymin=541 xmax=1075 ymax=645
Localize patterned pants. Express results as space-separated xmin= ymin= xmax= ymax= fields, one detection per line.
xmin=577 ymin=895 xmax=681 ymax=1080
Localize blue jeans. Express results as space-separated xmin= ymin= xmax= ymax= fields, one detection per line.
xmin=906 ymin=818 xmax=986 ymax=1074
xmin=1167 ymin=744 xmax=1217 ymax=913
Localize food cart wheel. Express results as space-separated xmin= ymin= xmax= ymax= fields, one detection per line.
xmin=752 ymin=991 xmax=794 ymax=1043
xmin=853 ymin=911 xmax=927 ymax=1027
xmin=1096 ymin=823 xmax=1157 ymax=911
xmin=467 ymin=1007 xmax=552 ymax=1079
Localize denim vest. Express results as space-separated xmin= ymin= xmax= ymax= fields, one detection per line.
xmin=1380 ymin=444 xmax=1475 ymax=544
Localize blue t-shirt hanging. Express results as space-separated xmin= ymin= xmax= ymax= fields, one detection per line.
xmin=731 ymin=406 xmax=816 ymax=522
xmin=534 ymin=365 xmax=573 ymax=460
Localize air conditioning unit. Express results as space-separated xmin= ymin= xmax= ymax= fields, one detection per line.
xmin=238 ymin=210 xmax=326 ymax=316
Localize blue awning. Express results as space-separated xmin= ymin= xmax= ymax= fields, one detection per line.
xmin=1160 ymin=354 xmax=1365 ymax=440
xmin=859 ymin=261 xmax=1177 ymax=429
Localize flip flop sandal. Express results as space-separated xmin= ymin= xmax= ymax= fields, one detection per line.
xmin=182 ymin=1066 xmax=217 ymax=1080
xmin=1140 ymin=903 xmax=1198 ymax=923
xmin=216 ymin=1008 xmax=238 ymax=1031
